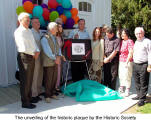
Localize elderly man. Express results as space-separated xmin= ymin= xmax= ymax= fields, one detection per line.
xmin=31 ymin=17 xmax=43 ymax=102
xmin=68 ymin=19 xmax=90 ymax=82
xmin=14 ymin=12 xmax=40 ymax=109
xmin=103 ymin=27 xmax=120 ymax=90
xmin=41 ymin=22 xmax=61 ymax=103
xmin=132 ymin=27 xmax=151 ymax=106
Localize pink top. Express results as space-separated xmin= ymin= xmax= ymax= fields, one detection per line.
xmin=119 ymin=39 xmax=134 ymax=62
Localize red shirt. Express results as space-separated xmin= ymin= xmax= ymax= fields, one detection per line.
xmin=119 ymin=39 xmax=134 ymax=62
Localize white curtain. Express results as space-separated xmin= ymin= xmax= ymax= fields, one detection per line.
xmin=0 ymin=0 xmax=22 ymax=87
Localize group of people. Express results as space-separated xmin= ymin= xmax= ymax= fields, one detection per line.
xmin=14 ymin=12 xmax=151 ymax=109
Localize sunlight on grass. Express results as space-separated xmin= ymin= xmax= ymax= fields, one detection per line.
xmin=137 ymin=103 xmax=151 ymax=113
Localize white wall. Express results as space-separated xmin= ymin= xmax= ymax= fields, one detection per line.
xmin=71 ymin=0 xmax=111 ymax=37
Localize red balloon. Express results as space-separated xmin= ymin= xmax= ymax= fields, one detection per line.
xmin=48 ymin=0 xmax=59 ymax=9
xmin=42 ymin=8 xmax=50 ymax=21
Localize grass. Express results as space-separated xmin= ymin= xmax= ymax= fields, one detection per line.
xmin=137 ymin=103 xmax=151 ymax=113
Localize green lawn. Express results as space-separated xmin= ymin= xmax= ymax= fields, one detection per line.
xmin=137 ymin=103 xmax=151 ymax=113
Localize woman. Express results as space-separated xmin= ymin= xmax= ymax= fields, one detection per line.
xmin=56 ymin=23 xmax=65 ymax=91
xmin=118 ymin=29 xmax=134 ymax=97
xmin=89 ymin=27 xmax=104 ymax=83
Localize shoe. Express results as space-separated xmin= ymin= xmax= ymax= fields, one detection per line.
xmin=137 ymin=101 xmax=145 ymax=106
xmin=45 ymin=98 xmax=51 ymax=103
xmin=36 ymin=96 xmax=42 ymax=101
xmin=118 ymin=86 xmax=124 ymax=94
xmin=39 ymin=92 xmax=45 ymax=97
xmin=22 ymin=103 xmax=36 ymax=109
xmin=51 ymin=95 xmax=59 ymax=100
xmin=124 ymin=88 xmax=130 ymax=97
xmin=132 ymin=96 xmax=139 ymax=100
xmin=30 ymin=97 xmax=39 ymax=103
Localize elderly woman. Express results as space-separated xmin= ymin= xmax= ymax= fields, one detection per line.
xmin=89 ymin=27 xmax=104 ymax=83
xmin=118 ymin=29 xmax=134 ymax=97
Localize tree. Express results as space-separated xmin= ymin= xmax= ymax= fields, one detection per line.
xmin=112 ymin=0 xmax=151 ymax=39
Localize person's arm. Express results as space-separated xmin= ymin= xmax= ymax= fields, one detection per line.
xmin=126 ymin=40 xmax=134 ymax=64
xmin=41 ymin=37 xmax=56 ymax=60
xmin=100 ymin=39 xmax=104 ymax=66
xmin=147 ymin=39 xmax=151 ymax=72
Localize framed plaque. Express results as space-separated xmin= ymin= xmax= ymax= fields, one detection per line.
xmin=63 ymin=39 xmax=92 ymax=61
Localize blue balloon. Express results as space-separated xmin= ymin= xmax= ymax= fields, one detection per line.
xmin=64 ymin=10 xmax=72 ymax=18
xmin=33 ymin=6 xmax=43 ymax=18
xmin=39 ymin=16 xmax=46 ymax=27
xmin=62 ymin=0 xmax=72 ymax=9
xmin=56 ymin=0 xmax=62 ymax=4
xmin=56 ymin=6 xmax=64 ymax=15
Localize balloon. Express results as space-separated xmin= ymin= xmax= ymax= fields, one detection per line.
xmin=22 ymin=0 xmax=32 ymax=5
xmin=49 ymin=11 xmax=59 ymax=22
xmin=23 ymin=1 xmax=34 ymax=14
xmin=49 ymin=8 xmax=56 ymax=12
xmin=70 ymin=8 xmax=78 ymax=17
xmin=56 ymin=0 xmax=62 ymax=4
xmin=72 ymin=15 xmax=79 ymax=24
xmin=39 ymin=16 xmax=46 ymax=27
xmin=62 ymin=0 xmax=72 ymax=9
xmin=65 ymin=18 xmax=74 ymax=29
xmin=56 ymin=6 xmax=64 ymax=15
xmin=63 ymin=4 xmax=72 ymax=10
xmin=59 ymin=14 xmax=67 ymax=24
xmin=41 ymin=3 xmax=48 ymax=8
xmin=34 ymin=4 xmax=38 ymax=7
xmin=42 ymin=8 xmax=50 ymax=21
xmin=33 ymin=6 xmax=43 ymax=18
xmin=16 ymin=6 xmax=25 ymax=15
xmin=64 ymin=10 xmax=72 ymax=18
xmin=48 ymin=0 xmax=59 ymax=9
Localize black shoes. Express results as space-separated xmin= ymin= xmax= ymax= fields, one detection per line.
xmin=30 ymin=97 xmax=39 ymax=103
xmin=22 ymin=103 xmax=36 ymax=109
xmin=137 ymin=101 xmax=145 ymax=106
xmin=132 ymin=96 xmax=139 ymax=100
xmin=36 ymin=96 xmax=42 ymax=101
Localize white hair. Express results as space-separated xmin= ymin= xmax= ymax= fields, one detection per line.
xmin=135 ymin=27 xmax=145 ymax=34
xmin=18 ymin=12 xmax=30 ymax=22
xmin=47 ymin=22 xmax=57 ymax=30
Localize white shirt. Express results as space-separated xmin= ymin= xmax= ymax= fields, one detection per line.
xmin=133 ymin=37 xmax=151 ymax=65
xmin=14 ymin=25 xmax=39 ymax=55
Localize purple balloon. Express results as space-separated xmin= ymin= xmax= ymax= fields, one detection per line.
xmin=49 ymin=8 xmax=56 ymax=13
xmin=65 ymin=18 xmax=75 ymax=29
xmin=22 ymin=0 xmax=32 ymax=4
xmin=41 ymin=3 xmax=48 ymax=8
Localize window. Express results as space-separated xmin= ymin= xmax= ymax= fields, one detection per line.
xmin=32 ymin=0 xmax=43 ymax=5
xmin=79 ymin=2 xmax=92 ymax=12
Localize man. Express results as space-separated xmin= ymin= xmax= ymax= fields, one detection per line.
xmin=41 ymin=22 xmax=61 ymax=103
xmin=68 ymin=19 xmax=90 ymax=82
xmin=14 ymin=12 xmax=40 ymax=109
xmin=132 ymin=27 xmax=151 ymax=106
xmin=103 ymin=27 xmax=120 ymax=90
xmin=31 ymin=17 xmax=43 ymax=102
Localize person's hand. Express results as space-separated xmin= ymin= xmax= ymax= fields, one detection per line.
xmin=33 ymin=52 xmax=40 ymax=59
xmin=100 ymin=62 xmax=103 ymax=66
xmin=74 ymin=33 xmax=79 ymax=39
xmin=104 ymin=57 xmax=110 ymax=64
xmin=55 ymin=56 xmax=61 ymax=65
xmin=62 ymin=56 xmax=66 ymax=61
xmin=147 ymin=66 xmax=151 ymax=72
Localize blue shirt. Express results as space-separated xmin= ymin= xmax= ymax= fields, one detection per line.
xmin=68 ymin=29 xmax=90 ymax=39
xmin=41 ymin=33 xmax=61 ymax=60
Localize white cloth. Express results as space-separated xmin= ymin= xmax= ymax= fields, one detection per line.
xmin=118 ymin=62 xmax=133 ymax=88
xmin=14 ymin=25 xmax=39 ymax=55
xmin=133 ymin=37 xmax=151 ymax=65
